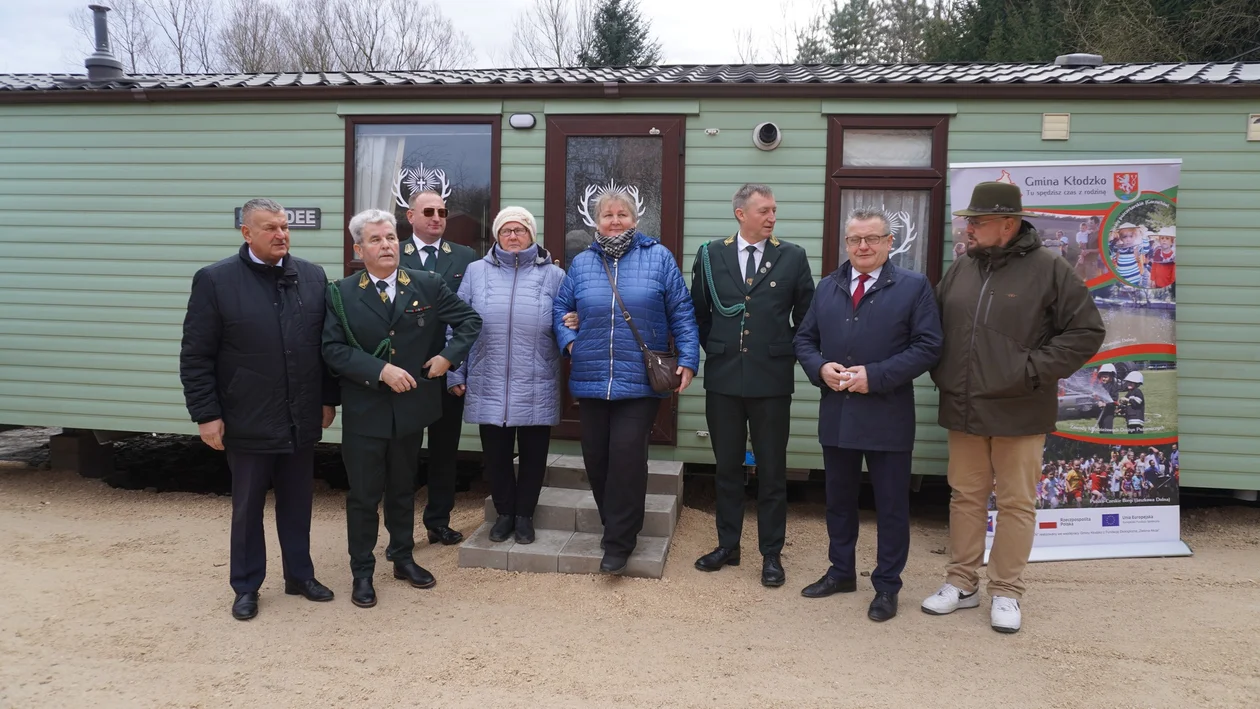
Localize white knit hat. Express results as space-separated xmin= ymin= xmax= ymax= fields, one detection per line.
xmin=492 ymin=206 xmax=537 ymax=244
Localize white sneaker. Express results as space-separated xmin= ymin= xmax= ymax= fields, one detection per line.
xmin=990 ymin=596 xmax=1022 ymax=633
xmin=921 ymin=583 xmax=981 ymax=615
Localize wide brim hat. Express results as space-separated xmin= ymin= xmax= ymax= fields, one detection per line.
xmin=952 ymin=181 xmax=1037 ymax=218
xmin=1156 ymin=225 xmax=1176 ymax=239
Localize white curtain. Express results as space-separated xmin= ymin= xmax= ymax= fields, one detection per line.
xmin=841 ymin=129 xmax=933 ymax=168
xmin=354 ymin=135 xmax=406 ymax=212
xmin=839 ymin=188 xmax=932 ymax=276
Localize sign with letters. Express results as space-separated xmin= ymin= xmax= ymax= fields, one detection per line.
xmin=233 ymin=207 xmax=321 ymax=229
xmin=950 ymin=159 xmax=1190 ymax=563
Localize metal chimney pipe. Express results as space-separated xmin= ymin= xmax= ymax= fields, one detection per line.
xmin=85 ymin=5 xmax=124 ymax=81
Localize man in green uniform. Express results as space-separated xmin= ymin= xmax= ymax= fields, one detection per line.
xmin=691 ymin=183 xmax=815 ymax=587
xmin=399 ymin=190 xmax=479 ymax=546
xmin=323 ymin=208 xmax=481 ymax=608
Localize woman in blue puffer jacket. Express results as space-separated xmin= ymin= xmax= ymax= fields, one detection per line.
xmin=447 ymin=207 xmax=565 ymax=545
xmin=553 ymin=191 xmax=700 ymax=574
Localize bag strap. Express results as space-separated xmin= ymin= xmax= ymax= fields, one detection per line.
xmin=599 ymin=255 xmax=652 ymax=356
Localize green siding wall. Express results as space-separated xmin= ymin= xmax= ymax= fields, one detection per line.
xmin=0 ymin=95 xmax=1256 ymax=489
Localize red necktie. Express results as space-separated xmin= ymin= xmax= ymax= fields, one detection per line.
xmin=852 ymin=273 xmax=870 ymax=310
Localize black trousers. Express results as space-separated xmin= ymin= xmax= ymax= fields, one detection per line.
xmin=342 ymin=431 xmax=424 ymax=578
xmin=421 ymin=387 xmax=464 ymax=530
xmin=480 ymin=424 xmax=551 ymax=517
xmin=707 ymin=392 xmax=791 ymax=556
xmin=822 ymin=446 xmax=912 ymax=594
xmin=579 ymin=397 xmax=659 ymax=557
xmin=225 ymin=447 xmax=315 ymax=594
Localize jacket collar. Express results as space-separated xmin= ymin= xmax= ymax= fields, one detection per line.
xmin=971 ymin=221 xmax=1041 ymax=269
xmin=238 ymin=242 xmax=297 ymax=278
xmin=487 ymin=243 xmax=553 ymax=268
xmin=588 ymin=231 xmax=654 ymax=255
xmin=835 ymin=260 xmax=897 ymax=294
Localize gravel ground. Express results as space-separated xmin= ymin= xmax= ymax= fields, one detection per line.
xmin=1 ymin=429 xmax=1258 ymax=708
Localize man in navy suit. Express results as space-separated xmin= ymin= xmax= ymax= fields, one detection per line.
xmin=793 ymin=208 xmax=943 ymax=622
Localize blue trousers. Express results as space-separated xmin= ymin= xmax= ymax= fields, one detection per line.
xmin=822 ymin=446 xmax=912 ymax=594
xmin=226 ymin=447 xmax=316 ymax=594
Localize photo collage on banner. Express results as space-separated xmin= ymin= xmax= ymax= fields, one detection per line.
xmin=949 ymin=159 xmax=1191 ymax=562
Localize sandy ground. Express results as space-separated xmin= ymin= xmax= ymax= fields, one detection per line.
xmin=2 ymin=457 xmax=1259 ymax=708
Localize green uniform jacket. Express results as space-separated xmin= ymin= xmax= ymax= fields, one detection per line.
xmin=400 ymin=238 xmax=477 ymax=360
xmin=690 ymin=234 xmax=815 ymax=398
xmin=322 ymin=268 xmax=482 ymax=440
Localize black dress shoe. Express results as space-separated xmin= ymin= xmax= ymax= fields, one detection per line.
xmin=800 ymin=573 xmax=857 ymax=598
xmin=231 ymin=592 xmax=258 ymax=620
xmin=514 ymin=516 xmax=535 ymax=544
xmin=393 ymin=561 xmax=437 ymax=589
xmin=284 ymin=577 xmax=334 ymax=602
xmin=427 ymin=526 xmax=464 ymax=545
xmin=868 ymin=591 xmax=899 ymax=622
xmin=488 ymin=514 xmax=515 ymax=543
xmin=761 ymin=554 xmax=786 ymax=587
xmin=351 ymin=578 xmax=376 ymax=608
xmin=694 ymin=546 xmax=740 ymax=572
xmin=599 ymin=553 xmax=628 ymax=575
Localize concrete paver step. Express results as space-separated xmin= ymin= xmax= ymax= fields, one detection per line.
xmin=483 ymin=487 xmax=678 ymax=537
xmin=515 ymin=455 xmax=684 ymax=497
xmin=459 ymin=523 xmax=669 ymax=579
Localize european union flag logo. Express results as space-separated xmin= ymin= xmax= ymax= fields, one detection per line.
xmin=1102 ymin=514 xmax=1120 ymax=527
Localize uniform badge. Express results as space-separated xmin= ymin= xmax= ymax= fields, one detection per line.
xmin=723 ymin=235 xmax=735 ymax=246
xmin=770 ymin=281 xmax=777 ymax=287
xmin=764 ymin=261 xmax=772 ymax=268
xmin=746 ymin=278 xmax=753 ymax=285
xmin=404 ymin=243 xmax=415 ymax=255
xmin=398 ymin=270 xmax=412 ymax=286
xmin=769 ymin=235 xmax=781 ymax=246
xmin=441 ymin=242 xmax=452 ymax=254
xmin=358 ymin=273 xmax=370 ymax=289
xmin=405 ymin=303 xmax=432 ymax=328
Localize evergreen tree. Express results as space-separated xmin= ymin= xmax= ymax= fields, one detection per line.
xmin=576 ymin=0 xmax=662 ymax=66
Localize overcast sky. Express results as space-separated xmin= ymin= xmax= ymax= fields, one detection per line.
xmin=0 ymin=0 xmax=817 ymax=74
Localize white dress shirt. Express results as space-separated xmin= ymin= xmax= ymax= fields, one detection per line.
xmin=369 ymin=270 xmax=398 ymax=303
xmin=851 ymin=265 xmax=882 ymax=294
xmin=736 ymin=234 xmax=766 ymax=278
xmin=412 ymin=236 xmax=443 ymax=267
xmin=246 ymin=248 xmax=283 ymax=268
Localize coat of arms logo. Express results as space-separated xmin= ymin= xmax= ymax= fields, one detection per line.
xmin=1113 ymin=172 xmax=1140 ymax=202
xmin=577 ymin=179 xmax=646 ymax=229
xmin=393 ymin=164 xmax=452 ymax=209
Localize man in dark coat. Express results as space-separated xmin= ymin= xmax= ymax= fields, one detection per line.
xmin=793 ymin=208 xmax=942 ymax=622
xmin=690 ymin=183 xmax=815 ymax=587
xmin=923 ymin=182 xmax=1104 ymax=634
xmin=399 ymin=190 xmax=478 ymax=546
xmin=323 ymin=209 xmax=481 ymax=609
xmin=180 ymin=198 xmax=338 ymax=621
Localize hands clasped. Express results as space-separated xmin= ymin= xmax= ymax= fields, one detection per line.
xmin=820 ymin=363 xmax=869 ymax=394
xmin=381 ymin=355 xmax=453 ymax=393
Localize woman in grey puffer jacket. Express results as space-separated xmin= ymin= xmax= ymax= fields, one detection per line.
xmin=447 ymin=207 xmax=565 ymax=545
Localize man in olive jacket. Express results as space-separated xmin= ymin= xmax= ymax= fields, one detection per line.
xmin=323 ymin=209 xmax=481 ymax=608
xmin=690 ymin=183 xmax=815 ymax=587
xmin=921 ymin=182 xmax=1104 ymax=634
xmin=399 ymin=190 xmax=479 ymax=546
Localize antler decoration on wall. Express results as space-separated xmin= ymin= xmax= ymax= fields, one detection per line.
xmin=393 ymin=164 xmax=453 ymax=208
xmin=577 ymin=179 xmax=646 ymax=228
xmin=888 ymin=209 xmax=917 ymax=258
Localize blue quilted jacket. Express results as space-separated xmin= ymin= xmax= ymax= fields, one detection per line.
xmin=553 ymin=233 xmax=700 ymax=400
xmin=447 ymin=244 xmax=566 ymax=427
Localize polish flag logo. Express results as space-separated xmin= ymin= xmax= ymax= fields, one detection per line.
xmin=1038 ymin=521 xmax=1058 ymax=530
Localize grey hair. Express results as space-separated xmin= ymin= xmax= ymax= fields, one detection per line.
xmin=732 ymin=183 xmax=774 ymax=214
xmin=241 ymin=198 xmax=285 ymax=223
xmin=407 ymin=190 xmax=443 ymax=208
xmin=594 ymin=190 xmax=638 ymax=221
xmin=844 ymin=208 xmax=894 ymax=237
xmin=348 ymin=209 xmax=396 ymax=244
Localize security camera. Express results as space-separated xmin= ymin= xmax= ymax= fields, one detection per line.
xmin=753 ymin=122 xmax=781 ymax=151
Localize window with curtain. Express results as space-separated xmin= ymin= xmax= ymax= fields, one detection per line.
xmin=351 ymin=122 xmax=497 ymax=258
xmin=823 ymin=116 xmax=949 ymax=282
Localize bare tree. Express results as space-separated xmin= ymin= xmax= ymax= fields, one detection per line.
xmin=326 ymin=0 xmax=473 ymax=71
xmin=143 ymin=0 xmax=214 ymax=71
xmin=733 ymin=28 xmax=761 ymax=63
xmin=68 ymin=0 xmax=160 ymax=73
xmin=217 ymin=0 xmax=288 ymax=72
xmin=284 ymin=0 xmax=340 ymax=71
xmin=734 ymin=0 xmax=809 ymax=64
xmin=505 ymin=0 xmax=598 ymax=68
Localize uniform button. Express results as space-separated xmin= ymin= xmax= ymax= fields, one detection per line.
xmin=389 ymin=330 xmax=395 ymax=336
xmin=741 ymin=347 xmax=748 ymax=353
xmin=743 ymin=330 xmax=750 ymax=335
xmin=745 ymin=312 xmax=751 ymax=318
xmin=745 ymin=296 xmax=751 ymax=301
xmin=391 ymin=349 xmax=397 ymax=356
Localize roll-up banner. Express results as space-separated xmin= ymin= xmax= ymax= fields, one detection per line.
xmin=950 ymin=159 xmax=1192 ymax=562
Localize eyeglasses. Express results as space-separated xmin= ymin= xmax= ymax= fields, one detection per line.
xmin=964 ymin=216 xmax=1008 ymax=227
xmin=419 ymin=207 xmax=448 ymax=218
xmin=843 ymin=234 xmax=890 ymax=246
xmin=498 ymin=227 xmax=529 ymax=237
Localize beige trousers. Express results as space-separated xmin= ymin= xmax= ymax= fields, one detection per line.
xmin=944 ymin=430 xmax=1045 ymax=600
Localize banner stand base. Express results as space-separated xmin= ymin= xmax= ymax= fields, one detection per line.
xmin=984 ymin=540 xmax=1193 ymax=564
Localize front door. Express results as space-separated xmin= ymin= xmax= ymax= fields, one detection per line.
xmin=543 ymin=115 xmax=685 ymax=445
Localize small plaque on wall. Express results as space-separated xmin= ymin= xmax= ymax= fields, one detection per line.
xmin=234 ymin=207 xmax=321 ymax=229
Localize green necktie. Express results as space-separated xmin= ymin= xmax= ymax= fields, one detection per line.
xmin=422 ymin=245 xmax=438 ymax=272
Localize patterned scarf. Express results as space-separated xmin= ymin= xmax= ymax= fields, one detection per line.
xmin=595 ymin=227 xmax=636 ymax=260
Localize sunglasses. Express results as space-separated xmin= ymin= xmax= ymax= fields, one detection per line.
xmin=419 ymin=207 xmax=448 ymax=218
